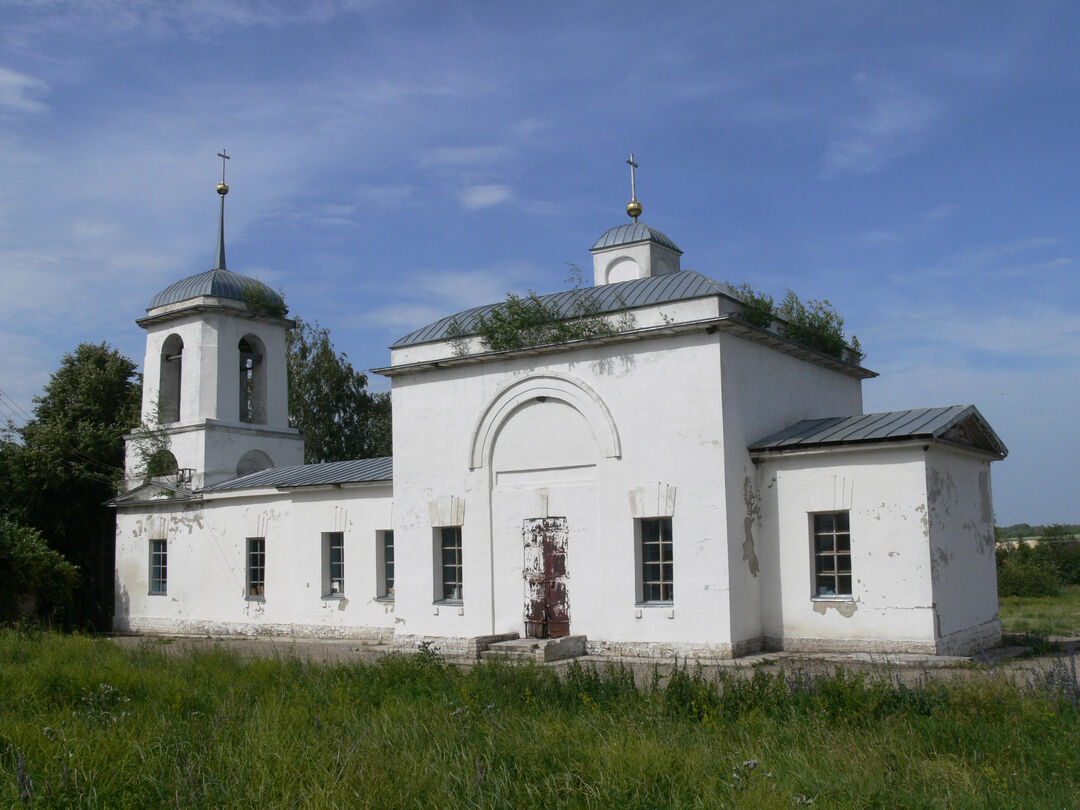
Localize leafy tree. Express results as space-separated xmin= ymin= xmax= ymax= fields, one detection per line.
xmin=0 ymin=516 xmax=79 ymax=623
xmin=286 ymin=319 xmax=391 ymax=463
xmin=0 ymin=343 xmax=141 ymax=628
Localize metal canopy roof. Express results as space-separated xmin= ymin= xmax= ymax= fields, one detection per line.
xmin=748 ymin=405 xmax=1007 ymax=458
xmin=205 ymin=456 xmax=393 ymax=491
xmin=148 ymin=268 xmax=283 ymax=311
xmin=392 ymin=270 xmax=733 ymax=348
xmin=590 ymin=222 xmax=682 ymax=253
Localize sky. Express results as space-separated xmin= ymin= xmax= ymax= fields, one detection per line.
xmin=0 ymin=0 xmax=1077 ymax=525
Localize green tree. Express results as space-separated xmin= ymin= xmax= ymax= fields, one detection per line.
xmin=0 ymin=343 xmax=141 ymax=628
xmin=286 ymin=319 xmax=391 ymax=463
xmin=0 ymin=516 xmax=79 ymax=623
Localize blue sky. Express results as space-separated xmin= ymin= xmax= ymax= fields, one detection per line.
xmin=1 ymin=1 xmax=1077 ymax=524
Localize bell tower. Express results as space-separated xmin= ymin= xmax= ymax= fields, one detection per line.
xmin=125 ymin=152 xmax=304 ymax=490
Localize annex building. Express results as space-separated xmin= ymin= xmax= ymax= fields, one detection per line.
xmin=111 ymin=175 xmax=1008 ymax=659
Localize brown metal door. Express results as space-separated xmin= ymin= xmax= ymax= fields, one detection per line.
xmin=523 ymin=517 xmax=569 ymax=638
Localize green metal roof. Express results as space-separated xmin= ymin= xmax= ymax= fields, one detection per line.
xmin=749 ymin=405 xmax=1007 ymax=458
xmin=205 ymin=456 xmax=393 ymax=491
xmin=392 ymin=270 xmax=734 ymax=348
xmin=591 ymin=222 xmax=682 ymax=253
xmin=148 ymin=268 xmax=283 ymax=311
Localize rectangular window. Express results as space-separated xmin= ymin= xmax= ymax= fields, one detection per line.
xmin=640 ymin=518 xmax=674 ymax=603
xmin=437 ymin=526 xmax=462 ymax=602
xmin=377 ymin=530 xmax=394 ymax=599
xmin=813 ymin=512 xmax=851 ymax=597
xmin=247 ymin=537 xmax=265 ymax=599
xmin=149 ymin=539 xmax=167 ymax=595
xmin=323 ymin=531 xmax=344 ymax=597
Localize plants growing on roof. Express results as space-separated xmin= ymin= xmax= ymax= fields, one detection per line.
xmin=448 ymin=265 xmax=635 ymax=353
xmin=729 ymin=283 xmax=862 ymax=361
xmin=242 ymin=281 xmax=288 ymax=319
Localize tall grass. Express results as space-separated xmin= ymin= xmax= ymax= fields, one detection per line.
xmin=0 ymin=631 xmax=1078 ymax=808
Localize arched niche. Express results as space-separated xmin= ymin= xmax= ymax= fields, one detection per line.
xmin=468 ymin=373 xmax=620 ymax=470
xmin=491 ymin=398 xmax=597 ymax=475
xmin=159 ymin=334 xmax=183 ymax=423
xmin=605 ymin=256 xmax=641 ymax=284
xmin=236 ymin=449 xmax=274 ymax=477
xmin=238 ymin=334 xmax=267 ymax=424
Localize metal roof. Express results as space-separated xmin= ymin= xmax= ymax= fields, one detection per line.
xmin=148 ymin=268 xmax=284 ymax=311
xmin=591 ymin=222 xmax=682 ymax=253
xmin=204 ymin=456 xmax=393 ymax=491
xmin=748 ymin=405 xmax=1007 ymax=458
xmin=392 ymin=270 xmax=733 ymax=348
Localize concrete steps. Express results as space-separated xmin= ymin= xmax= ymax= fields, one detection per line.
xmin=481 ymin=635 xmax=587 ymax=663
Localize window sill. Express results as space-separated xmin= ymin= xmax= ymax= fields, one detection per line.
xmin=148 ymin=592 xmax=167 ymax=597
xmin=433 ymin=599 xmax=463 ymax=606
xmin=811 ymin=595 xmax=853 ymax=602
xmin=245 ymin=595 xmax=265 ymax=602
xmin=321 ymin=594 xmax=346 ymax=601
xmin=375 ymin=595 xmax=395 ymax=603
xmin=635 ymin=601 xmax=674 ymax=608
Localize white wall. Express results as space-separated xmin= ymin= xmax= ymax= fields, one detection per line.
xmin=389 ymin=329 xmax=735 ymax=652
xmin=719 ymin=333 xmax=864 ymax=647
xmin=114 ymin=484 xmax=395 ymax=638
xmin=926 ymin=446 xmax=1001 ymax=653
xmin=756 ymin=446 xmax=940 ymax=652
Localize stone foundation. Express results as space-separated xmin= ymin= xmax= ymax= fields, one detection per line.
xmin=935 ymin=617 xmax=1002 ymax=656
xmin=113 ymin=616 xmax=393 ymax=643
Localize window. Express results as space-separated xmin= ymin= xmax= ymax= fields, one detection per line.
xmin=322 ymin=532 xmax=344 ymax=597
xmin=436 ymin=527 xmax=462 ymax=602
xmin=813 ymin=512 xmax=851 ymax=597
xmin=247 ymin=537 xmax=265 ymax=598
xmin=639 ymin=518 xmax=674 ymax=603
xmin=377 ymin=530 xmax=394 ymax=599
xmin=149 ymin=539 xmax=167 ymax=595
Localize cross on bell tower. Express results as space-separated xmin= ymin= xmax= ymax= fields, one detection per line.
xmin=625 ymin=153 xmax=642 ymax=222
xmin=214 ymin=149 xmax=230 ymax=270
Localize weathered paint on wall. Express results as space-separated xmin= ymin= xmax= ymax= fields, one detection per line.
xmin=115 ymin=484 xmax=394 ymax=638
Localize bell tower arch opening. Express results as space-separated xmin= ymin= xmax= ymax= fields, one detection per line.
xmin=238 ymin=334 xmax=267 ymax=424
xmin=159 ymin=334 xmax=183 ymax=423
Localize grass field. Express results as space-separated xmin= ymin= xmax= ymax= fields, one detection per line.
xmin=999 ymin=584 xmax=1080 ymax=636
xmin=0 ymin=631 xmax=1078 ymax=808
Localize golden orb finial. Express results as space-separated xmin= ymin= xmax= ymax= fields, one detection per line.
xmin=217 ymin=182 xmax=229 ymax=196
xmin=625 ymin=153 xmax=642 ymax=222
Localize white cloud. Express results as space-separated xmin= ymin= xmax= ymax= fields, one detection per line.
xmin=0 ymin=66 xmax=47 ymax=113
xmin=459 ymin=184 xmax=513 ymax=211
xmin=419 ymin=145 xmax=512 ymax=169
xmin=821 ymin=74 xmax=941 ymax=177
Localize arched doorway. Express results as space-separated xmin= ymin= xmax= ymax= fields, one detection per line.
xmin=489 ymin=397 xmax=598 ymax=639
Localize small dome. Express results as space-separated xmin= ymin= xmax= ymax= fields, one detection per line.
xmin=591 ymin=222 xmax=682 ymax=254
xmin=148 ymin=267 xmax=284 ymax=311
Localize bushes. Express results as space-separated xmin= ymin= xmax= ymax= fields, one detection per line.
xmin=0 ymin=517 xmax=79 ymax=623
xmin=997 ymin=526 xmax=1080 ymax=597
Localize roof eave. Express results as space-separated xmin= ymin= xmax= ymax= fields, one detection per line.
xmin=588 ymin=238 xmax=684 ymax=255
xmin=137 ymin=298 xmax=296 ymax=328
xmin=749 ymin=435 xmax=1005 ymax=462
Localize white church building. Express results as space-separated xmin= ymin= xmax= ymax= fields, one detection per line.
xmin=111 ymin=171 xmax=1008 ymax=659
